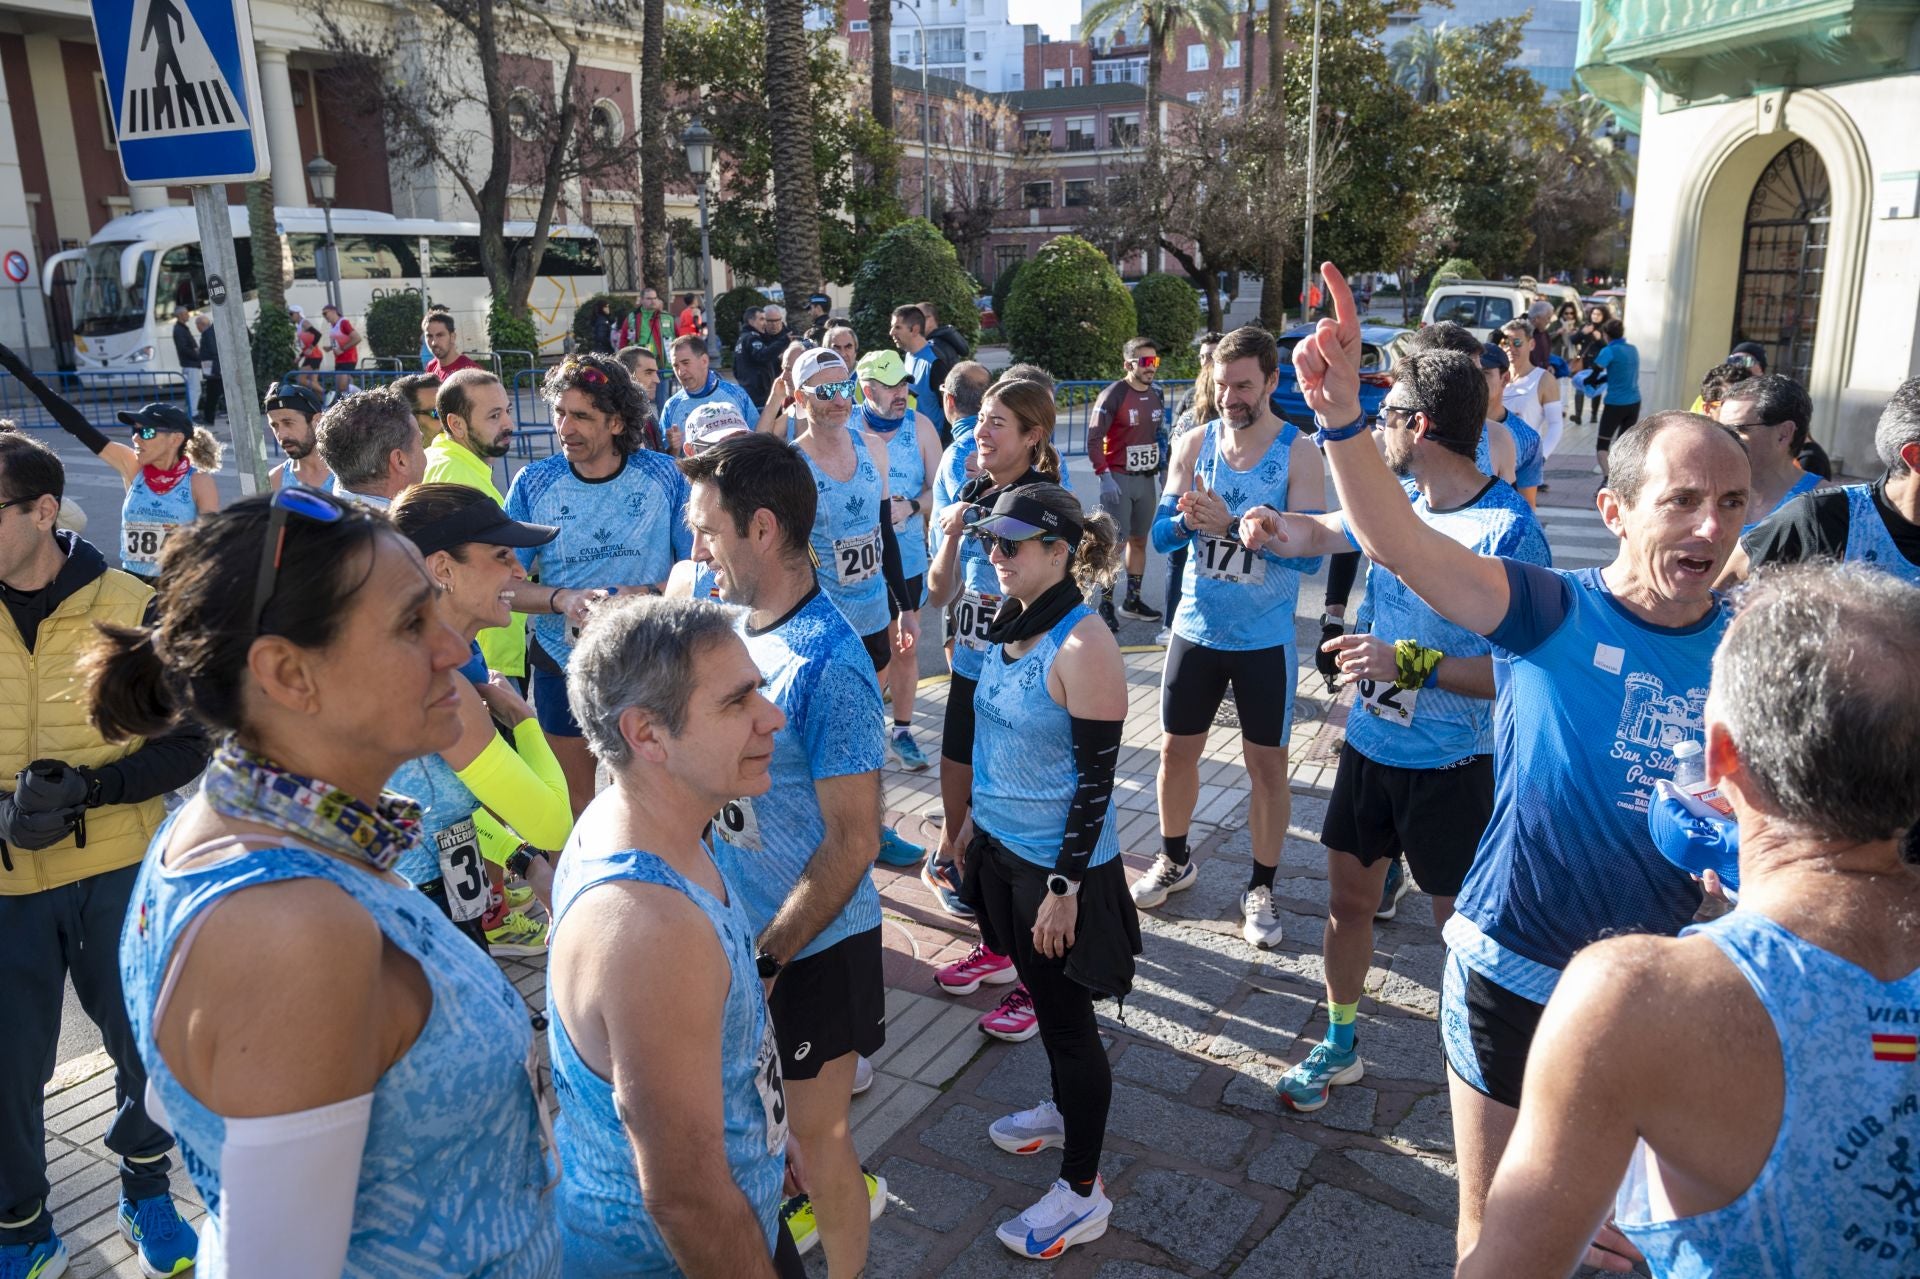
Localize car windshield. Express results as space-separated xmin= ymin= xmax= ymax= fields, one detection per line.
xmin=1278 ymin=337 xmax=1388 ymax=373
xmin=74 ymin=242 xmax=151 ymax=336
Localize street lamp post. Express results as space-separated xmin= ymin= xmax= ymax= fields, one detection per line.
xmin=304 ymin=155 xmax=341 ymax=313
xmin=901 ymin=0 xmax=932 ymax=219
xmin=682 ymin=119 xmax=719 ymax=360
xmin=1300 ymin=0 xmax=1324 ymax=326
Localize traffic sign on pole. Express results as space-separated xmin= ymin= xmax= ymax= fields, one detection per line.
xmin=3 ymin=252 xmax=28 ymax=284
xmin=87 ymin=0 xmax=268 ymax=186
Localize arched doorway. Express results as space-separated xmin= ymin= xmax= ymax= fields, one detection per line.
xmin=1731 ymin=139 xmax=1830 ymax=386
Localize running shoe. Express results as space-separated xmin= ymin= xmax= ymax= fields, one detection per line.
xmin=1153 ymin=627 xmax=1172 ymax=646
xmin=0 ymin=1236 xmax=68 ymax=1279
xmin=1117 ymin=595 xmax=1162 ymax=622
xmin=988 ymin=1099 xmax=1066 ymax=1154
xmin=876 ymin=826 xmax=925 ymax=868
xmin=1375 ymin=857 xmax=1412 ymax=921
xmin=980 ymin=983 xmax=1038 ymax=1041
xmin=118 ymin=1194 xmax=195 ymax=1277
xmin=504 ymin=883 xmax=535 ymax=910
xmin=1241 ymin=885 xmax=1284 ymax=949
xmin=485 ymin=908 xmax=550 ymax=957
xmin=1130 ymin=853 xmax=1198 ymax=909
xmin=921 ymin=857 xmax=976 ymax=919
xmin=995 ymin=1177 xmax=1111 ymax=1260
xmin=891 ymin=731 xmax=931 ymax=772
xmin=1098 ymin=599 xmax=1119 ymax=633
xmin=853 ymin=1054 xmax=875 ymax=1096
xmin=936 ymin=942 xmax=1017 ymax=995
xmin=1275 ymin=1039 xmax=1365 ymax=1113
xmin=781 ymin=1172 xmax=888 ymax=1257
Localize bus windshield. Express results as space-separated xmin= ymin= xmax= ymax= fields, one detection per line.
xmin=75 ymin=242 xmax=152 ymax=336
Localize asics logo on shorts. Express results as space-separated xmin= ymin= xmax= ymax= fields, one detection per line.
xmin=793 ymin=1042 xmax=812 ymax=1061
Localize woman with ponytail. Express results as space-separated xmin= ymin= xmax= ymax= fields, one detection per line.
xmin=89 ymin=489 xmax=559 ymax=1278
xmin=0 ymin=342 xmax=218 ymax=579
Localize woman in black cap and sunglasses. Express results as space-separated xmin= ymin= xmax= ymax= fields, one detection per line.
xmin=961 ymin=482 xmax=1141 ymax=1261
xmin=0 ymin=343 xmax=220 ymax=579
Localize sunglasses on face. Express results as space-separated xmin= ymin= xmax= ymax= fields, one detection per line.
xmin=808 ymin=377 xmax=858 ymax=402
xmin=251 ymin=485 xmax=354 ymax=635
xmin=973 ymin=528 xmax=1058 ymax=558
xmin=1380 ymin=403 xmax=1422 ymax=428
xmin=1134 ymin=355 xmax=1159 ymax=369
xmin=130 ymin=426 xmax=162 ymax=440
xmin=414 ymin=408 xmax=440 ymax=420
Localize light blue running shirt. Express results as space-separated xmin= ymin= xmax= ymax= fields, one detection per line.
xmin=119 ymin=468 xmax=200 ymax=578
xmin=277 ymin=458 xmax=338 ymax=493
xmin=1502 ymin=416 xmax=1544 ymax=489
xmin=1171 ymin=421 xmax=1322 ymax=651
xmin=799 ymin=430 xmax=890 ymax=637
xmin=661 ymin=373 xmax=758 ymax=443
xmin=387 ymin=719 xmax=486 ymax=904
xmin=1742 ymin=469 xmax=1823 ymax=534
xmin=546 ymin=841 xmax=785 ymax=1274
xmin=855 ymin=404 xmax=931 ymax=584
xmin=504 ymin=450 xmax=692 ymax=666
xmin=710 ymin=588 xmax=885 ymax=959
xmin=1445 ymin=564 xmax=1728 ymax=1005
xmin=972 ymin=606 xmax=1118 ymax=870
xmin=1615 ymin=911 xmax=1920 ymax=1277
xmin=119 ymin=821 xmax=559 ymax=1277
xmin=1339 ymin=478 xmax=1551 ymax=770
xmin=930 ymin=421 xmax=1003 ymax=681
xmin=1843 ymin=482 xmax=1920 ymax=584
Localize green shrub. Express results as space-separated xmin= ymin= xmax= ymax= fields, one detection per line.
xmin=572 ymin=292 xmax=634 ymax=351
xmin=487 ymin=297 xmax=540 ymax=376
xmin=715 ymin=285 xmax=769 ymax=350
xmin=849 ymin=218 xmax=980 ymax=356
xmin=365 ymin=292 xmax=426 ymax=362
xmin=249 ymin=305 xmax=296 ymax=401
xmin=1432 ymin=257 xmax=1482 ymax=284
xmin=1129 ymin=273 xmax=1202 ymax=376
xmin=1002 ymin=236 xmax=1135 ymax=382
xmin=990 ymin=259 xmax=1023 ymax=323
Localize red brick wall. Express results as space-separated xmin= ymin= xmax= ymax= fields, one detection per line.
xmin=0 ymin=36 xmax=54 ymax=258
xmin=314 ymin=69 xmax=392 ymax=213
xmin=61 ymin=40 xmax=127 ymax=234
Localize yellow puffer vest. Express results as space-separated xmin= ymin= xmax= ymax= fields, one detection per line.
xmin=0 ymin=567 xmax=165 ymax=894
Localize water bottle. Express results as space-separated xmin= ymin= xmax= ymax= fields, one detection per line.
xmin=1671 ymin=739 xmax=1706 ymax=789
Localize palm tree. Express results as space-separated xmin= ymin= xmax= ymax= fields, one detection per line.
xmin=639 ymin=0 xmax=667 ymax=290
xmin=1258 ymin=0 xmax=1289 ymax=329
xmin=871 ymin=0 xmax=894 ymax=131
xmin=1080 ymin=0 xmax=1238 ymax=150
xmin=1240 ymin=0 xmax=1255 ymax=105
xmin=764 ymin=0 xmax=824 ymax=304
xmin=1388 ymin=23 xmax=1451 ymax=104
xmin=1562 ymin=92 xmax=1637 ymax=192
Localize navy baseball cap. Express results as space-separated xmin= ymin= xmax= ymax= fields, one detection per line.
xmin=808 ymin=293 xmax=832 ymax=310
xmin=264 ymin=381 xmax=324 ymax=418
xmin=1478 ymin=342 xmax=1510 ymax=373
xmin=116 ymin=403 xmax=193 ymax=435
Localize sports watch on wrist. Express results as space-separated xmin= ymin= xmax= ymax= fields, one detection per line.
xmin=505 ymin=844 xmax=547 ymax=880
xmin=756 ymin=951 xmax=783 ymax=980
xmin=1046 ymin=873 xmax=1082 ymax=898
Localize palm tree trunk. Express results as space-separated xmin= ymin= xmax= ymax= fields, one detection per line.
xmin=1241 ymin=0 xmax=1255 ymax=105
xmin=245 ymin=180 xmax=285 ymax=312
xmin=765 ymin=0 xmax=823 ymax=304
xmin=1257 ymin=0 xmax=1290 ymax=330
xmin=640 ymin=0 xmax=667 ymax=289
xmin=1144 ymin=14 xmax=1164 ymax=152
xmin=871 ymin=0 xmax=894 ymax=129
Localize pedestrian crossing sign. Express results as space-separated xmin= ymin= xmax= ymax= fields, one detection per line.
xmin=86 ymin=0 xmax=268 ymax=185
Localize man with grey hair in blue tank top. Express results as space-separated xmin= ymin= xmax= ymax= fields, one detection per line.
xmin=1460 ymin=561 xmax=1920 ymax=1278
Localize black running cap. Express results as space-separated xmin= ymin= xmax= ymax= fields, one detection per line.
xmin=408 ymin=504 xmax=558 ymax=559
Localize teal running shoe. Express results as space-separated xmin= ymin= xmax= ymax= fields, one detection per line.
xmin=1276 ymin=1040 xmax=1364 ymax=1113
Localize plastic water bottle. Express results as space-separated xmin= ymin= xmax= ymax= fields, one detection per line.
xmin=1671 ymin=739 xmax=1706 ymax=789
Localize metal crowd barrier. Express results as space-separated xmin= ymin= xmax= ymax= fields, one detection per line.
xmin=1051 ymin=379 xmax=1194 ymax=458
xmin=0 ymin=370 xmax=189 ymax=432
xmin=510 ymin=367 xmax=558 ymax=458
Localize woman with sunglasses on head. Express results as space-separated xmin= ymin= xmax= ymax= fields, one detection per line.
xmin=90 ymin=487 xmax=560 ymax=1278
xmin=1496 ymin=318 xmax=1564 ymax=459
xmin=922 ymin=377 xmax=1062 ymax=1038
xmin=961 ymin=483 xmax=1139 ymax=1261
xmin=387 ymin=484 xmax=575 ymax=948
xmin=0 ymin=343 xmax=220 ymax=580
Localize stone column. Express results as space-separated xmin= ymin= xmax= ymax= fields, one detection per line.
xmin=256 ymin=47 xmax=307 ymax=208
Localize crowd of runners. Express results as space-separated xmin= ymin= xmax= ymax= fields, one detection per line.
xmin=0 ymin=263 xmax=1915 ymax=1278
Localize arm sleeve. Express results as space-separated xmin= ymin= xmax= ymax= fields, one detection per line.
xmin=1486 ymin=559 xmax=1574 ymax=655
xmin=1054 ymin=716 xmax=1123 ymax=880
xmin=454 ymin=720 xmax=574 ymax=852
xmin=88 ymin=716 xmax=211 ymax=807
xmin=0 ymin=345 xmax=113 ymax=454
xmin=878 ymin=500 xmax=913 ymax=613
xmin=215 ymin=1093 xmax=373 ymax=1279
xmin=1150 ymin=493 xmax=1192 ymax=554
xmin=1087 ymin=384 xmax=1122 ymax=472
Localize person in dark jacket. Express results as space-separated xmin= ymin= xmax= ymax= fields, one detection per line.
xmin=170 ymin=309 xmax=200 ymax=419
xmin=193 ymin=315 xmax=222 ymax=426
xmin=589 ymin=299 xmax=617 ymax=354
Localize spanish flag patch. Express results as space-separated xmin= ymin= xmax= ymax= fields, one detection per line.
xmin=1872 ymin=1034 xmax=1918 ymax=1063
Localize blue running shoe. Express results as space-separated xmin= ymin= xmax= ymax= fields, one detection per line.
xmin=995 ymin=1177 xmax=1111 ymax=1259
xmin=0 ymin=1236 xmax=67 ymax=1279
xmin=877 ymin=825 xmax=925 ymax=868
xmin=118 ymin=1194 xmax=196 ymax=1277
xmin=920 ymin=857 xmax=975 ymax=919
xmin=1276 ymin=1040 xmax=1365 ymax=1113
xmin=891 ymin=731 xmax=931 ymax=772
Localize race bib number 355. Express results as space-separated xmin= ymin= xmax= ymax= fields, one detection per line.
xmin=1124 ymin=442 xmax=1160 ymax=473
xmin=833 ymin=529 xmax=882 ymax=585
xmin=1196 ymin=534 xmax=1265 ymax=585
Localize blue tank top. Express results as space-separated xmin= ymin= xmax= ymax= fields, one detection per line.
xmin=800 ymin=431 xmax=890 ymax=637
xmin=1173 ymin=422 xmax=1318 ymax=651
xmin=278 ymin=458 xmax=338 ymax=493
xmin=1615 ymin=911 xmax=1920 ymax=1277
xmin=387 ymin=747 xmax=483 ymax=889
xmin=972 ymin=605 xmax=1118 ymax=870
xmin=120 ymin=468 xmax=200 ymax=578
xmin=1474 ymin=428 xmax=1494 ymax=479
xmin=1500 ymin=416 xmax=1545 ymax=489
xmin=1844 ymin=483 xmax=1920 ymax=584
xmin=119 ymin=824 xmax=559 ymax=1277
xmin=710 ymin=589 xmax=886 ymax=960
xmin=1452 ymin=566 xmax=1729 ymax=997
xmin=546 ymin=842 xmax=785 ymax=1273
xmin=1742 ymin=470 xmax=1823 ymax=535
xmin=1343 ymin=481 xmax=1551 ymax=770
xmin=857 ymin=407 xmax=931 ymax=582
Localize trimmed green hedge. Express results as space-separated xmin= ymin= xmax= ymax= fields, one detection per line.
xmin=715 ymin=286 xmax=769 ymax=350
xmin=487 ymin=297 xmax=539 ymax=376
xmin=990 ymin=258 xmax=1022 ymax=324
xmin=1002 ymin=236 xmax=1135 ymax=382
xmin=572 ymin=292 xmax=634 ymax=351
xmin=850 ymin=218 xmax=980 ymax=355
xmin=1129 ymin=273 xmax=1202 ymax=376
xmin=365 ymin=292 xmax=426 ymax=362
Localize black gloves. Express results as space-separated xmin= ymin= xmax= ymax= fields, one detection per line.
xmin=0 ymin=759 xmax=95 ymax=852
xmin=0 ymin=795 xmax=79 ymax=851
xmin=1317 ymin=618 xmax=1342 ymax=694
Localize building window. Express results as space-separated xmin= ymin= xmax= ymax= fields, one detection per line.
xmin=1224 ymin=39 xmax=1241 ymax=68
xmin=1186 ymin=90 xmax=1205 ymax=103
xmin=1022 ymin=124 xmax=1053 ymax=150
xmin=1186 ymin=43 xmax=1209 ymax=71
xmin=597 ymin=223 xmax=637 ymax=291
xmin=1108 ymin=113 xmax=1139 ymax=148
xmin=1734 ymin=139 xmax=1831 ymax=388
xmin=993 ymin=245 xmax=1024 ymax=287
xmin=1222 ymin=86 xmax=1241 ymax=113
xmin=1044 ymin=69 xmax=1065 ymax=88
xmin=849 ymin=18 xmax=869 ymax=30
xmin=1071 ymin=66 xmax=1083 ymax=86
xmin=969 ymin=0 xmax=985 ymax=13
xmin=897 ymin=40 xmax=913 ymax=61
xmin=1063 ymin=179 xmax=1094 ymax=207
xmin=506 ymin=89 xmax=541 ymax=142
xmin=1009 ymin=71 xmax=1023 ymax=89
xmin=1065 ymin=117 xmax=1096 ymax=151
xmin=589 ymin=99 xmax=624 ymax=148
xmin=1022 ymin=180 xmax=1053 ymax=209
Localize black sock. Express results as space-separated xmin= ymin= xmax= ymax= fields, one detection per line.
xmin=1067 ymin=1176 xmax=1098 ymax=1199
xmin=1249 ymin=861 xmax=1277 ymax=891
xmin=1127 ymin=573 xmax=1143 ymax=600
xmin=1163 ymin=833 xmax=1190 ymax=866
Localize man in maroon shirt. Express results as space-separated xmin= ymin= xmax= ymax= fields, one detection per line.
xmin=423 ymin=309 xmax=480 ymax=380
xmin=1086 ymin=335 xmax=1168 ymax=629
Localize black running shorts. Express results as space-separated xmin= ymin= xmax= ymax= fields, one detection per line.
xmin=767 ymin=927 xmax=886 ymax=1081
xmin=1322 ymin=743 xmax=1494 ymax=898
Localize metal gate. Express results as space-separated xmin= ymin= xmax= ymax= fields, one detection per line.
xmin=1731 ymin=139 xmax=1830 ymax=387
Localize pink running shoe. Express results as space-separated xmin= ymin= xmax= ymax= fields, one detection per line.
xmin=936 ymin=943 xmax=1018 ymax=996
xmin=980 ymin=984 xmax=1038 ymax=1042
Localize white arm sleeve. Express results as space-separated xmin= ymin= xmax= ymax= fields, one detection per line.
xmin=208 ymin=1094 xmax=374 ymax=1278
xmin=1539 ymin=396 xmax=1566 ymax=459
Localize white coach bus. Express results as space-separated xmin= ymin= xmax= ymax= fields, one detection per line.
xmin=43 ymin=205 xmax=605 ymax=374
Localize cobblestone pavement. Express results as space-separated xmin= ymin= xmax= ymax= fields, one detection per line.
xmin=44 ymin=455 xmax=1617 ymax=1276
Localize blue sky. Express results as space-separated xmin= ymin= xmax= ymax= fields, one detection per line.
xmin=1007 ymin=0 xmax=1078 ymax=39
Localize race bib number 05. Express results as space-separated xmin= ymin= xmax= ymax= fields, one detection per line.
xmin=434 ymin=818 xmax=489 ymax=922
xmin=1125 ymin=442 xmax=1160 ymax=473
xmin=754 ymin=1021 xmax=789 ymax=1155
xmin=1195 ymin=534 xmax=1265 ymax=585
xmin=953 ymin=588 xmax=1001 ymax=652
xmin=715 ymin=796 xmax=764 ymax=852
xmin=122 ymin=521 xmax=169 ymax=566
xmin=1356 ymin=678 xmax=1419 ymax=728
xmin=833 ymin=528 xmax=882 ymax=585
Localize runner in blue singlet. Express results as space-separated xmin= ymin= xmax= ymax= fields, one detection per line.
xmin=264 ymin=380 xmax=336 ymax=493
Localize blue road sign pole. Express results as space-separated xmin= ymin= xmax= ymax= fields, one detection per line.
xmin=192 ymin=187 xmax=267 ymax=494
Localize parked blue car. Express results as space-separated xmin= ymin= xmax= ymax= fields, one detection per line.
xmin=1269 ymin=323 xmax=1415 ymax=429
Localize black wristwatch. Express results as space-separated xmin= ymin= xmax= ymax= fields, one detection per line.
xmin=756 ymin=951 xmax=783 ymax=980
xmin=505 ymin=844 xmax=547 ymax=880
xmin=1046 ymin=873 xmax=1081 ymax=898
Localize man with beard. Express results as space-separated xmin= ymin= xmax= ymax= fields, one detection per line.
xmin=263 ymin=381 xmax=335 ymax=491
xmin=427 ymin=367 xmax=527 ymax=682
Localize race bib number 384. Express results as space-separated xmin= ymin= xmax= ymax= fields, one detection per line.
xmin=122 ymin=521 xmax=169 ymax=566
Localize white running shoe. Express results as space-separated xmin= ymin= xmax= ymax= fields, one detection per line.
xmin=853 ymin=1054 xmax=874 ymax=1095
xmin=995 ymin=1177 xmax=1112 ymax=1260
xmin=988 ymin=1100 xmax=1066 ymax=1155
xmin=1130 ymin=853 xmax=1198 ymax=909
xmin=1242 ymin=885 xmax=1284 ymax=949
